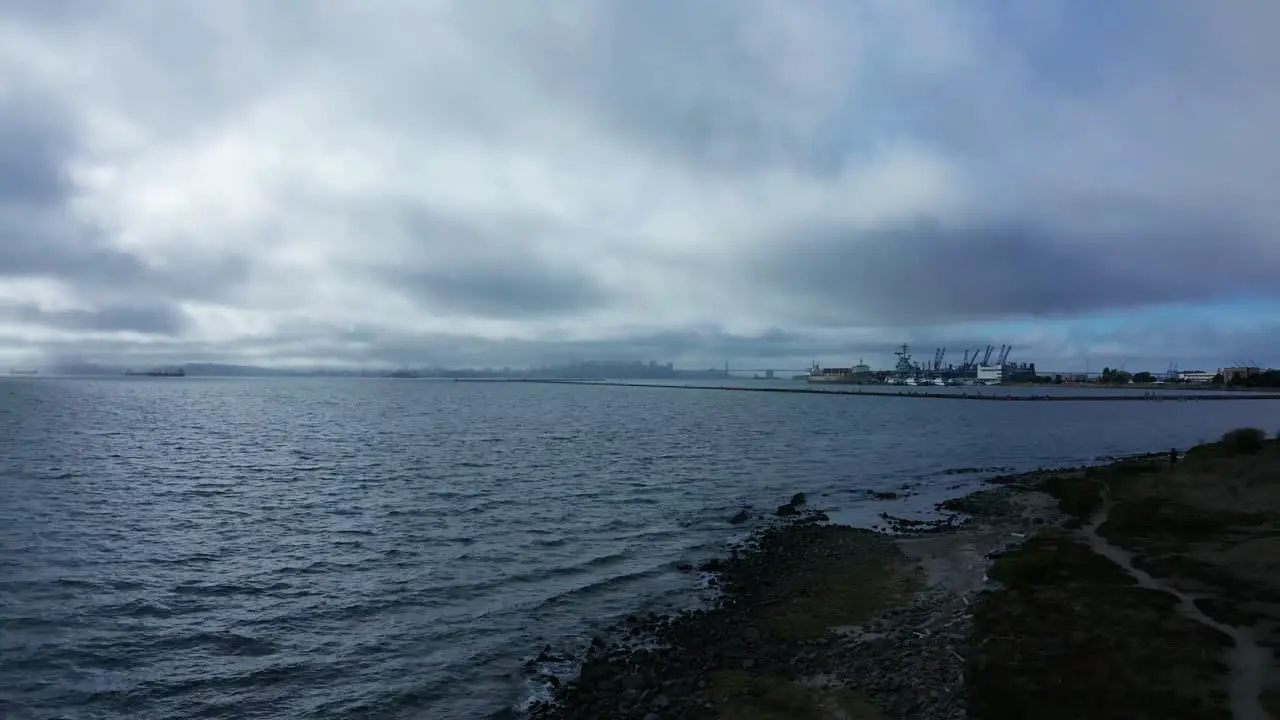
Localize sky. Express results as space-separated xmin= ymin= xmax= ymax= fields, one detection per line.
xmin=2 ymin=1 xmax=1280 ymax=373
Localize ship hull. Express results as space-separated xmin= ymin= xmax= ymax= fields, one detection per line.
xmin=807 ymin=374 xmax=871 ymax=384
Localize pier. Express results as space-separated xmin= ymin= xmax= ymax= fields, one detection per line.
xmin=508 ymin=379 xmax=1280 ymax=402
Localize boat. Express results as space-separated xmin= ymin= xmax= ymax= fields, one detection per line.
xmin=807 ymin=358 xmax=876 ymax=385
xmin=7 ymin=368 xmax=38 ymax=375
xmin=807 ymin=363 xmax=873 ymax=385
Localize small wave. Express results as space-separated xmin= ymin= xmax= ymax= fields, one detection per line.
xmin=539 ymin=564 xmax=668 ymax=604
xmin=103 ymin=598 xmax=180 ymax=619
xmin=437 ymin=550 xmax=637 ymax=598
xmin=155 ymin=631 xmax=279 ymax=658
xmin=147 ymin=552 xmax=222 ymax=566
xmin=276 ymin=560 xmax=360 ymax=576
xmin=170 ymin=580 xmax=291 ymax=597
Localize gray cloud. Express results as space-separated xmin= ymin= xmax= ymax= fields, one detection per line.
xmin=395 ymin=263 xmax=608 ymax=319
xmin=371 ymin=206 xmax=613 ymax=319
xmin=0 ymin=88 xmax=157 ymax=291
xmin=3 ymin=1 xmax=1280 ymax=370
xmin=0 ymin=300 xmax=186 ymax=335
xmin=743 ymin=210 xmax=1280 ymax=328
xmin=0 ymin=89 xmax=72 ymax=205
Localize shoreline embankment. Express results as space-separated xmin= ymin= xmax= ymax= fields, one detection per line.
xmin=493 ymin=378 xmax=1280 ymax=402
xmin=524 ymin=430 xmax=1280 ymax=719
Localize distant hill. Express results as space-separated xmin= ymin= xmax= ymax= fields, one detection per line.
xmin=48 ymin=361 xmax=121 ymax=375
xmin=183 ymin=363 xmax=297 ymax=377
xmin=46 ymin=361 xmax=297 ymax=377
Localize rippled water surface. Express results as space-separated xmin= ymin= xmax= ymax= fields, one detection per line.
xmin=2 ymin=377 xmax=1277 ymax=719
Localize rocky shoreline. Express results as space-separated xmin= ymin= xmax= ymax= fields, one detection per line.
xmin=521 ymin=430 xmax=1280 ymax=719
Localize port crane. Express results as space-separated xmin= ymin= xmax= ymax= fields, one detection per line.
xmin=996 ymin=344 xmax=1012 ymax=366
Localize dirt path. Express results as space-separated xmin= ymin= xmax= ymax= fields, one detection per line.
xmin=1082 ymin=490 xmax=1270 ymax=720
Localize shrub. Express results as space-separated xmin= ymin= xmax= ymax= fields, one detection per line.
xmin=1220 ymin=427 xmax=1267 ymax=455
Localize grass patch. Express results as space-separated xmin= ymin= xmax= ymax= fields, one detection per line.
xmin=1220 ymin=427 xmax=1267 ymax=455
xmin=1100 ymin=498 xmax=1270 ymax=547
xmin=1040 ymin=474 xmax=1106 ymax=520
xmin=989 ymin=533 xmax=1133 ymax=587
xmin=1184 ymin=429 xmax=1278 ymax=463
xmin=971 ymin=534 xmax=1234 ymax=720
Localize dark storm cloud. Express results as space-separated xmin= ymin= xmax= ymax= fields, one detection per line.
xmin=397 ymin=264 xmax=608 ymax=319
xmin=373 ymin=205 xmax=612 ymax=319
xmin=0 ymin=301 xmax=187 ymax=335
xmin=745 ymin=211 xmax=1280 ymax=327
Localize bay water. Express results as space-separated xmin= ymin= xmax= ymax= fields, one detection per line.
xmin=2 ymin=378 xmax=1275 ymax=719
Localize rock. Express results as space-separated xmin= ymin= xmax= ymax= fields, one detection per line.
xmin=775 ymin=503 xmax=797 ymax=516
xmin=728 ymin=509 xmax=751 ymax=524
xmin=699 ymin=558 xmax=725 ymax=572
xmin=790 ymin=492 xmax=806 ymax=505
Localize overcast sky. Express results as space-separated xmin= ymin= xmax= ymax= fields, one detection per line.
xmin=3 ymin=1 xmax=1279 ymax=372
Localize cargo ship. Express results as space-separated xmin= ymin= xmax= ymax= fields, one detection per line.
xmin=807 ymin=359 xmax=873 ymax=384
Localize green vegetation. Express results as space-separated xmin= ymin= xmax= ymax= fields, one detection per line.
xmin=1223 ymin=369 xmax=1280 ymax=388
xmin=1040 ymin=472 xmax=1107 ymax=520
xmin=1098 ymin=366 xmax=1132 ymax=384
xmin=971 ymin=430 xmax=1280 ymax=719
xmin=972 ymin=533 xmax=1233 ymax=720
xmin=1183 ymin=427 xmax=1271 ymax=461
xmin=1102 ymin=497 xmax=1269 ymax=548
xmin=1220 ymin=427 xmax=1267 ymax=454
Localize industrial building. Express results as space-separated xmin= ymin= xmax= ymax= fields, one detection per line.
xmin=1221 ymin=367 xmax=1263 ymax=384
xmin=1177 ymin=370 xmax=1217 ymax=383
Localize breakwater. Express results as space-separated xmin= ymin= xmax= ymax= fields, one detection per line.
xmin=510 ymin=379 xmax=1280 ymax=402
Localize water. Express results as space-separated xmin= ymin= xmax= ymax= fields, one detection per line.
xmin=1 ymin=377 xmax=1276 ymax=719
